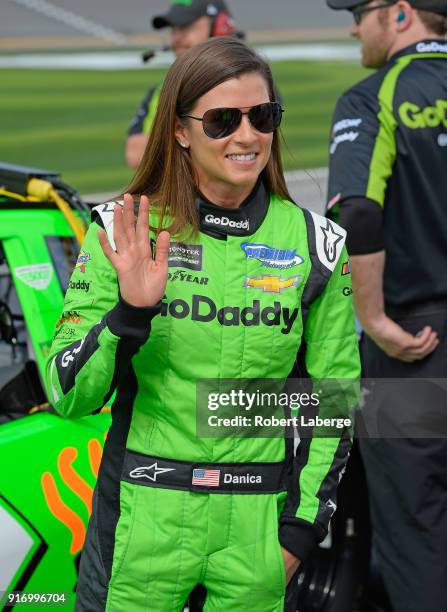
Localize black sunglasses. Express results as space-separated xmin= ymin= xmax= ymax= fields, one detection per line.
xmin=351 ymin=1 xmax=395 ymax=25
xmin=180 ymin=102 xmax=283 ymax=139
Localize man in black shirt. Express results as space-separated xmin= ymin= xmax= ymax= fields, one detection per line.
xmin=326 ymin=1 xmax=447 ymax=610
xmin=126 ymin=0 xmax=237 ymax=168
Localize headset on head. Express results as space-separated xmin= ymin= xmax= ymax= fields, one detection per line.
xmin=210 ymin=10 xmax=236 ymax=37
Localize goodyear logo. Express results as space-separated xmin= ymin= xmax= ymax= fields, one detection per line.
xmin=244 ymin=275 xmax=301 ymax=294
xmin=241 ymin=243 xmax=304 ymax=269
xmin=75 ymin=251 xmax=91 ymax=273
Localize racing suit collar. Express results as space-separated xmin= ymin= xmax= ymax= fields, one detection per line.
xmin=197 ymin=176 xmax=269 ymax=239
xmin=389 ymin=38 xmax=447 ymax=62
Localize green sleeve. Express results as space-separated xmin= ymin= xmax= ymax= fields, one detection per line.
xmin=279 ymin=239 xmax=361 ymax=560
xmin=45 ymin=220 xmax=159 ymax=419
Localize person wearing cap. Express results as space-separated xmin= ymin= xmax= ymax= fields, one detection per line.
xmin=325 ymin=1 xmax=447 ymax=610
xmin=125 ymin=0 xmax=237 ymax=169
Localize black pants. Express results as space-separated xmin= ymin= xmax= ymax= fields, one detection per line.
xmin=359 ymin=302 xmax=447 ymax=612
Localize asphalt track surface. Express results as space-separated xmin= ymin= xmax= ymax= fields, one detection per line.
xmin=4 ymin=0 xmax=333 ymax=213
xmin=4 ymin=0 xmax=351 ymax=40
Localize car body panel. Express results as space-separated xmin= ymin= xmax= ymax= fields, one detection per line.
xmin=0 ymin=179 xmax=112 ymax=609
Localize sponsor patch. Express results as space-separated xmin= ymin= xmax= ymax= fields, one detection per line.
xmin=54 ymin=326 xmax=77 ymax=339
xmin=160 ymin=294 xmax=299 ymax=335
xmin=61 ymin=337 xmax=85 ymax=368
xmin=192 ymin=469 xmax=220 ymax=487
xmin=332 ymin=117 xmax=362 ymax=135
xmin=399 ymin=100 xmax=447 ymax=130
xmin=55 ymin=311 xmax=82 ymax=328
xmin=341 ymin=261 xmax=351 ymax=276
xmin=322 ymin=221 xmax=344 ymax=263
xmin=14 ymin=264 xmax=53 ymax=290
xmin=310 ymin=212 xmax=346 ymax=272
xmin=168 ymin=242 xmax=203 ymax=271
xmin=129 ymin=463 xmax=175 ymax=482
xmin=68 ymin=280 xmax=90 ymax=293
xmin=343 ymin=286 xmax=353 ymax=296
xmin=168 ymin=270 xmax=208 ymax=285
xmin=330 ymin=131 xmax=360 ymax=154
xmin=416 ymin=41 xmax=447 ymax=53
xmin=244 ymin=275 xmax=301 ymax=294
xmin=75 ymin=250 xmax=91 ymax=273
xmin=204 ymin=213 xmax=249 ymax=231
xmin=241 ymin=243 xmax=304 ymax=269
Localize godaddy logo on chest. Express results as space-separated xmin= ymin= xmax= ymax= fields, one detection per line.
xmin=399 ymin=99 xmax=447 ymax=129
xmin=160 ymin=294 xmax=299 ymax=335
xmin=204 ymin=214 xmax=249 ymax=230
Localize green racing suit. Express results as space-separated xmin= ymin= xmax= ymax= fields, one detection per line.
xmin=46 ymin=179 xmax=360 ymax=611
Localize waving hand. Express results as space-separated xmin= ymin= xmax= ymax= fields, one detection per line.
xmin=98 ymin=194 xmax=170 ymax=307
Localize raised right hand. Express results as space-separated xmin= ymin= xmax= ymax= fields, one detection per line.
xmin=98 ymin=193 xmax=170 ymax=308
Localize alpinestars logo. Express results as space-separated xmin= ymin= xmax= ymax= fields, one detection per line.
xmin=310 ymin=211 xmax=346 ymax=272
xmin=322 ymin=220 xmax=343 ymax=263
xmin=129 ymin=463 xmax=175 ymax=482
xmin=204 ymin=214 xmax=249 ymax=231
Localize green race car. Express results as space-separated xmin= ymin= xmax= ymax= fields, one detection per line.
xmin=0 ymin=162 xmax=111 ymax=610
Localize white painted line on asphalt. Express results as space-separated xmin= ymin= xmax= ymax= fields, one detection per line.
xmin=0 ymin=43 xmax=360 ymax=70
xmin=0 ymin=51 xmax=147 ymax=70
xmin=9 ymin=0 xmax=129 ymax=46
xmin=257 ymin=43 xmax=359 ymax=62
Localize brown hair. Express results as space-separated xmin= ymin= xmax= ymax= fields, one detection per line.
xmin=125 ymin=37 xmax=292 ymax=236
xmin=417 ymin=10 xmax=447 ymax=35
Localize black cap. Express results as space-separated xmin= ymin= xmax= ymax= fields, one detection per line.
xmin=153 ymin=0 xmax=231 ymax=29
xmin=327 ymin=0 xmax=447 ymax=15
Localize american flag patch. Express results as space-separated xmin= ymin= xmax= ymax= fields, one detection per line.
xmin=192 ymin=469 xmax=220 ymax=487
xmin=342 ymin=261 xmax=351 ymax=276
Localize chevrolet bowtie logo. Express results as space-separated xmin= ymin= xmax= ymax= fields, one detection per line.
xmin=129 ymin=463 xmax=175 ymax=482
xmin=244 ymin=275 xmax=301 ymax=294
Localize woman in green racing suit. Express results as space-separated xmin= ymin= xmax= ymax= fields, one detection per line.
xmin=46 ymin=38 xmax=360 ymax=612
